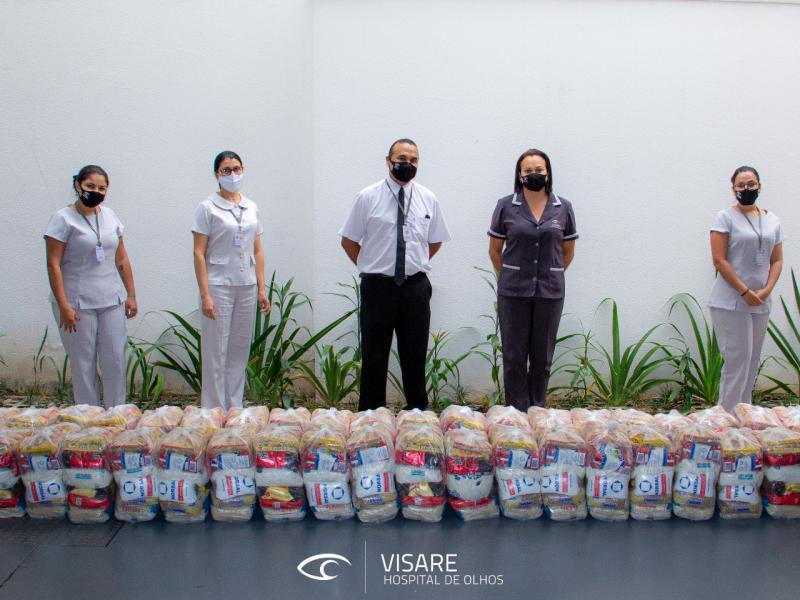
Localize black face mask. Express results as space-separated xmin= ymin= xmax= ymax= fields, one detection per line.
xmin=391 ymin=161 xmax=417 ymax=183
xmin=79 ymin=189 xmax=105 ymax=208
xmin=521 ymin=173 xmax=547 ymax=192
xmin=736 ymin=188 xmax=759 ymax=206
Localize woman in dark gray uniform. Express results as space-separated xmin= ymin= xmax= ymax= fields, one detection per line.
xmin=487 ymin=149 xmax=578 ymax=410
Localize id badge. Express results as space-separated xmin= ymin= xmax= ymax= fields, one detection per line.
xmin=755 ymin=248 xmax=766 ymax=267
xmin=402 ymin=222 xmax=413 ymax=242
xmin=233 ymin=230 xmax=244 ymax=247
xmin=95 ymin=245 xmax=105 ymax=262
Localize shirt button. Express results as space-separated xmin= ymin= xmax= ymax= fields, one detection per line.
xmin=535 ymin=243 xmax=539 ymax=247
xmin=534 ymin=259 xmax=538 ymax=263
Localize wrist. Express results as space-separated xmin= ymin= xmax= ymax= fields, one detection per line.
xmin=740 ymin=287 xmax=749 ymax=296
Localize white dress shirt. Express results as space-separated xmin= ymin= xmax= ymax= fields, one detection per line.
xmin=339 ymin=178 xmax=451 ymax=276
xmin=44 ymin=205 xmax=126 ymax=309
xmin=192 ymin=193 xmax=264 ymax=286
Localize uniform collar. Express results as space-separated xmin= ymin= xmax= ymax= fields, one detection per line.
xmin=386 ymin=176 xmax=413 ymax=196
xmin=512 ymin=191 xmax=560 ymax=206
xmin=514 ymin=192 xmax=561 ymax=225
xmin=211 ymin=193 xmax=250 ymax=211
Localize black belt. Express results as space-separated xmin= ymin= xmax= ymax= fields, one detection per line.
xmin=360 ymin=272 xmax=426 ymax=281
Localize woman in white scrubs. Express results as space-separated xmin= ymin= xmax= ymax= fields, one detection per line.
xmin=44 ymin=165 xmax=138 ymax=407
xmin=709 ymin=166 xmax=784 ymax=412
xmin=192 ymin=151 xmax=270 ymax=409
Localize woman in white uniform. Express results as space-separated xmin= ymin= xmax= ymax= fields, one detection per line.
xmin=192 ymin=151 xmax=270 ymax=409
xmin=44 ymin=165 xmax=138 ymax=407
xmin=709 ymin=166 xmax=784 ymax=412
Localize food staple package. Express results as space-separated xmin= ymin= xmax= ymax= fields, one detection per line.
xmin=653 ymin=411 xmax=692 ymax=445
xmin=180 ymin=406 xmax=226 ymax=437
xmin=110 ymin=428 xmax=161 ymax=522
xmin=254 ymin=425 xmax=308 ymax=522
xmin=395 ymin=424 xmax=446 ymax=522
xmin=57 ymin=404 xmax=106 ymax=428
xmin=17 ymin=423 xmax=78 ymax=519
xmin=67 ymin=484 xmax=115 ymax=523
xmin=207 ymin=428 xmax=257 ymax=522
xmin=396 ymin=408 xmax=440 ymax=431
xmin=0 ymin=429 xmax=28 ymax=518
xmin=61 ymin=427 xmax=114 ymax=488
xmin=673 ymin=423 xmax=722 ymax=521
xmin=440 ymin=405 xmax=487 ymax=433
xmin=486 ymin=406 xmax=530 ymax=432
xmin=585 ymin=422 xmax=633 ymax=521
xmin=445 ymin=428 xmax=498 ymax=521
xmin=302 ymin=425 xmax=353 ymax=520
xmin=7 ymin=407 xmax=60 ymax=430
xmin=0 ymin=408 xmax=21 ymax=426
xmin=225 ymin=406 xmax=269 ymax=434
xmin=491 ymin=425 xmax=542 ymax=520
xmin=311 ymin=408 xmax=353 ymax=436
xmin=138 ymin=405 xmax=183 ymax=432
xmin=772 ymin=406 xmax=800 ymax=432
xmin=717 ymin=428 xmax=763 ymax=519
xmin=628 ymin=424 xmax=676 ymax=521
xmin=755 ymin=427 xmax=800 ymax=518
xmin=268 ymin=407 xmax=311 ymax=430
xmin=347 ymin=424 xmax=398 ymax=523
xmin=539 ymin=425 xmax=587 ymax=521
xmin=157 ymin=427 xmax=210 ymax=523
xmin=689 ymin=406 xmax=740 ymax=431
xmin=351 ymin=408 xmax=395 ymax=435
xmin=733 ymin=404 xmax=782 ymax=431
xmin=89 ymin=404 xmax=142 ymax=430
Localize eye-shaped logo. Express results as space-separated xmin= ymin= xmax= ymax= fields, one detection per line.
xmin=297 ymin=553 xmax=352 ymax=581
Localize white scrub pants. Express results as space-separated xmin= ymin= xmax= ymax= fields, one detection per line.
xmin=52 ymin=302 xmax=127 ymax=407
xmin=200 ymin=284 xmax=256 ymax=410
xmin=709 ymin=307 xmax=770 ymax=412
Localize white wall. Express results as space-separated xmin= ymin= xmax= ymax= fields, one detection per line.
xmin=2 ymin=0 xmax=800 ymax=395
xmin=0 ymin=0 xmax=312 ymax=384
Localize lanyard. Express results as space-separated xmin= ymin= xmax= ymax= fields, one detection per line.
xmin=230 ymin=205 xmax=244 ymax=229
xmin=742 ymin=209 xmax=763 ymax=249
xmin=385 ymin=180 xmax=413 ymax=223
xmin=81 ymin=212 xmax=102 ymax=247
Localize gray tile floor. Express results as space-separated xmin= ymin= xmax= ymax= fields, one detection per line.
xmin=0 ymin=511 xmax=797 ymax=600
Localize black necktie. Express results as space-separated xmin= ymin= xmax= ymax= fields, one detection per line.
xmin=394 ymin=186 xmax=406 ymax=285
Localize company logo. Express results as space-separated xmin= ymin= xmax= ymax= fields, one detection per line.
xmin=297 ymin=553 xmax=352 ymax=581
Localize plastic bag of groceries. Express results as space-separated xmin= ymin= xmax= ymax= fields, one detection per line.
xmin=57 ymin=404 xmax=106 ymax=428
xmin=17 ymin=423 xmax=78 ymax=519
xmin=717 ymin=428 xmax=763 ymax=519
xmin=0 ymin=429 xmax=28 ymax=518
xmin=570 ymin=408 xmax=610 ymax=433
xmin=268 ymin=407 xmax=311 ymax=430
xmin=653 ymin=410 xmax=692 ymax=445
xmin=610 ymin=408 xmax=655 ymax=428
xmin=539 ymin=425 xmax=587 ymax=521
xmin=89 ymin=404 xmax=142 ymax=430
xmin=225 ymin=406 xmax=269 ymax=435
xmin=138 ymin=406 xmax=183 ymax=432
xmin=396 ymin=408 xmax=440 ymax=431
xmin=0 ymin=408 xmax=21 ymax=426
xmin=395 ymin=424 xmax=446 ymax=522
xmin=491 ymin=424 xmax=541 ymax=520
xmin=486 ymin=406 xmax=530 ymax=432
xmin=351 ymin=407 xmax=395 ymax=431
xmin=61 ymin=427 xmax=115 ymax=524
xmin=440 ymin=405 xmax=487 ymax=433
xmin=773 ymin=406 xmax=800 ymax=432
xmin=628 ymin=424 xmax=676 ymax=521
xmin=207 ymin=428 xmax=256 ymax=522
xmin=180 ymin=406 xmax=226 ymax=437
xmin=347 ymin=423 xmax=397 ymax=523
xmin=157 ymin=427 xmax=210 ymax=523
xmin=302 ymin=425 xmax=353 ymax=520
xmin=445 ymin=428 xmax=498 ymax=521
xmin=673 ymin=423 xmax=722 ymax=521
xmin=110 ymin=428 xmax=161 ymax=522
xmin=733 ymin=403 xmax=782 ymax=431
xmin=584 ymin=422 xmax=633 ymax=521
xmin=754 ymin=427 xmax=800 ymax=518
xmin=689 ymin=405 xmax=740 ymax=431
xmin=7 ymin=407 xmax=60 ymax=430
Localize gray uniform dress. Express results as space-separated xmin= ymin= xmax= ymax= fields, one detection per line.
xmin=488 ymin=192 xmax=578 ymax=409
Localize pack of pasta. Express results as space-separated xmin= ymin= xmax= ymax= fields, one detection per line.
xmin=110 ymin=428 xmax=161 ymax=522
xmin=61 ymin=427 xmax=115 ymax=523
xmin=585 ymin=422 xmax=632 ymax=521
xmin=395 ymin=423 xmax=446 ymax=522
xmin=673 ymin=423 xmax=722 ymax=521
xmin=157 ymin=427 xmax=210 ymax=523
xmin=717 ymin=428 xmax=763 ymax=519
xmin=755 ymin=427 xmax=800 ymax=519
xmin=628 ymin=424 xmax=676 ymax=520
xmin=302 ymin=424 xmax=353 ymax=520
xmin=89 ymin=404 xmax=142 ymax=430
xmin=445 ymin=428 xmax=498 ymax=521
xmin=207 ymin=428 xmax=257 ymax=522
xmin=490 ymin=424 xmax=542 ymax=520
xmin=440 ymin=405 xmax=487 ymax=433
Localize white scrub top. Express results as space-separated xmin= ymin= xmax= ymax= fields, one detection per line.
xmin=192 ymin=193 xmax=264 ymax=286
xmin=44 ymin=205 xmax=126 ymax=309
xmin=708 ymin=207 xmax=784 ymax=314
xmin=338 ymin=178 xmax=451 ymax=277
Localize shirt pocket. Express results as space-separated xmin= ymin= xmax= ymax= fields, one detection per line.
xmin=498 ymin=263 xmax=524 ymax=295
xmin=414 ymin=215 xmax=431 ymax=240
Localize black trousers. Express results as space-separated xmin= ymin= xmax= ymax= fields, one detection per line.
xmin=498 ymin=295 xmax=565 ymax=410
xmin=359 ymin=273 xmax=431 ymax=410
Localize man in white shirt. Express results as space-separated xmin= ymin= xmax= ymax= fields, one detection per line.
xmin=339 ymin=139 xmax=451 ymax=410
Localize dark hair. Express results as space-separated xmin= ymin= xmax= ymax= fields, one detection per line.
xmin=213 ymin=151 xmax=243 ymax=173
xmin=514 ymin=149 xmax=553 ymax=193
xmin=73 ymin=165 xmax=109 ymax=187
xmin=731 ymin=165 xmax=760 ymax=185
xmin=387 ymin=138 xmax=417 ymax=160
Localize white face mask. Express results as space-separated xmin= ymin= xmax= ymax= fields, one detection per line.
xmin=219 ymin=173 xmax=244 ymax=193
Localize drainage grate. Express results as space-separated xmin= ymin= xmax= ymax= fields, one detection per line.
xmin=0 ymin=518 xmax=123 ymax=547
